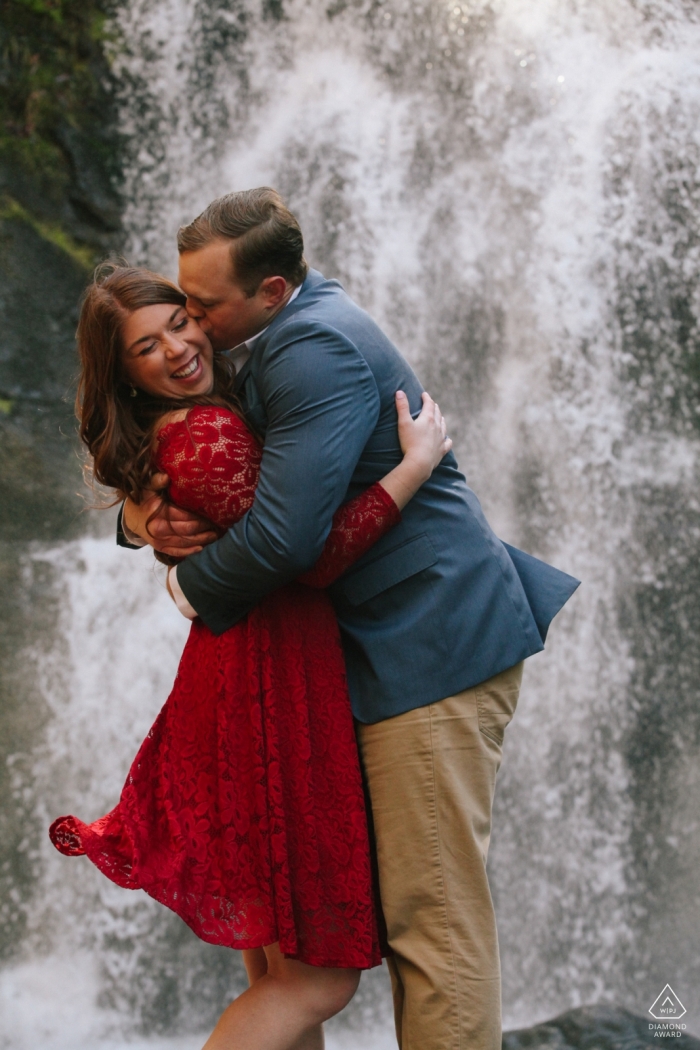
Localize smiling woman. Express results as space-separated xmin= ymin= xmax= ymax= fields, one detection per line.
xmin=121 ymin=303 xmax=215 ymax=399
xmin=75 ymin=263 xmax=240 ymax=506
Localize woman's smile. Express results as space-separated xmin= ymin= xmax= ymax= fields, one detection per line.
xmin=171 ymin=353 xmax=203 ymax=380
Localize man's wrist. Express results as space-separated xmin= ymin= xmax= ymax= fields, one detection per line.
xmin=167 ymin=566 xmax=197 ymax=620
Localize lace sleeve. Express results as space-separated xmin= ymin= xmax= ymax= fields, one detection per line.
xmin=298 ymin=482 xmax=401 ymax=589
xmin=155 ymin=407 xmax=263 ymax=530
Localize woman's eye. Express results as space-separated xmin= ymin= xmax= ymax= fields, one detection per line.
xmin=173 ymin=317 xmax=188 ymax=331
xmin=139 ymin=343 xmax=156 ymax=356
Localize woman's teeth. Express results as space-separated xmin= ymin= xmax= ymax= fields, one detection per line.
xmin=172 ymin=356 xmax=199 ymax=379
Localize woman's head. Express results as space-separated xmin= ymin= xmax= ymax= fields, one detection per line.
xmin=77 ymin=263 xmax=237 ymax=500
xmin=78 ymin=263 xmax=214 ymax=400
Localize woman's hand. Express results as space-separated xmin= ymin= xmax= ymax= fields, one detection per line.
xmin=396 ymin=390 xmax=452 ymax=481
xmin=376 ymin=391 xmax=452 ymax=511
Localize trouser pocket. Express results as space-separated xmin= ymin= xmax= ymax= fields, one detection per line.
xmin=475 ymin=661 xmax=524 ymax=746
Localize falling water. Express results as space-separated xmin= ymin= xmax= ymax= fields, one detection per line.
xmin=3 ymin=0 xmax=700 ymax=1045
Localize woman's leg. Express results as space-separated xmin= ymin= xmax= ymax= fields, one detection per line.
xmin=203 ymin=942 xmax=359 ymax=1050
xmin=241 ymin=947 xmax=325 ymax=1050
xmin=242 ymin=948 xmax=269 ymax=986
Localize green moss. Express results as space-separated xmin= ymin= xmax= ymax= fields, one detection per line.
xmin=0 ymin=0 xmax=122 ymax=235
xmin=0 ymin=0 xmax=113 ymax=162
xmin=0 ymin=192 xmax=96 ymax=268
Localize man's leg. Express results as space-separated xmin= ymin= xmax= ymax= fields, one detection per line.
xmin=357 ymin=663 xmax=523 ymax=1050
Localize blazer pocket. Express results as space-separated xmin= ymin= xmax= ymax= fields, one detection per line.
xmin=340 ymin=534 xmax=438 ymax=607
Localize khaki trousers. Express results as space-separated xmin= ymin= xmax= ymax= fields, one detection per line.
xmin=356 ymin=663 xmax=523 ymax=1050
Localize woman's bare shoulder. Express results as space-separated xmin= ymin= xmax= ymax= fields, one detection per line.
xmin=155 ymin=404 xmax=244 ymax=440
xmin=156 ymin=408 xmax=190 ymax=433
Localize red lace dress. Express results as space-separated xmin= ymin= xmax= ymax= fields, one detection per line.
xmin=49 ymin=406 xmax=401 ymax=970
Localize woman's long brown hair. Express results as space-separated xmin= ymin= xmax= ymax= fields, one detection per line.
xmin=76 ymin=262 xmax=243 ymax=507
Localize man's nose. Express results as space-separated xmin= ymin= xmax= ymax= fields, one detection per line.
xmin=185 ymin=298 xmax=205 ymax=320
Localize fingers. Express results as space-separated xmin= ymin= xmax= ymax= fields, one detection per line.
xmin=178 ymin=530 xmax=218 ymax=545
xmin=422 ymin=390 xmax=451 ymax=459
xmin=148 ymin=515 xmax=217 ymax=542
xmin=167 ymin=522 xmax=218 ymax=542
xmin=433 ymin=400 xmax=444 ymax=429
xmin=160 ymin=526 xmax=218 ymax=544
xmin=395 ymin=390 xmax=413 ymax=423
xmin=165 ymin=505 xmax=212 ymax=525
xmin=396 ymin=388 xmax=451 ymax=461
xmin=398 ymin=390 xmax=442 ymax=421
xmin=426 ymin=393 xmax=448 ymax=441
xmin=153 ymin=531 xmax=215 ymax=550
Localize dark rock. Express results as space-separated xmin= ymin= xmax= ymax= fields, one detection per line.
xmin=0 ymin=209 xmax=97 ymax=541
xmin=503 ymin=1005 xmax=700 ymax=1050
xmin=0 ymin=0 xmax=123 ymax=543
xmin=54 ymin=122 xmax=122 ymax=235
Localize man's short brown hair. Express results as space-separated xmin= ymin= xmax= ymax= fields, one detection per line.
xmin=177 ymin=187 xmax=308 ymax=296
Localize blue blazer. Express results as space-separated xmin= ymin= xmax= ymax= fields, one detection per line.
xmin=175 ymin=269 xmax=580 ymax=723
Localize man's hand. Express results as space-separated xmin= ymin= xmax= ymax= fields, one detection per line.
xmin=122 ymin=473 xmax=219 ymax=557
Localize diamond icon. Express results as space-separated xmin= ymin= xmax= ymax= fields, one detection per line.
xmin=649 ymin=985 xmax=686 ymax=1021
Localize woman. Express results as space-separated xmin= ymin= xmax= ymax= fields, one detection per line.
xmin=50 ymin=264 xmax=451 ymax=1050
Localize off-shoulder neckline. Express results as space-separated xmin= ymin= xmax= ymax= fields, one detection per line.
xmin=156 ymin=404 xmax=243 ymax=444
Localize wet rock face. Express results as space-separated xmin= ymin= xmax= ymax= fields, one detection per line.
xmin=0 ymin=221 xmax=90 ymax=541
xmin=504 ymin=1006 xmax=700 ymax=1050
xmin=0 ymin=0 xmax=122 ymax=964
xmin=0 ymin=0 xmax=122 ymax=543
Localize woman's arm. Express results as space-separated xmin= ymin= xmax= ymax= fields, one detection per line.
xmin=298 ymin=391 xmax=451 ymax=589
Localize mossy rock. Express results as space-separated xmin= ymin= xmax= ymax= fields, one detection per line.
xmin=0 ymin=0 xmax=124 ymax=541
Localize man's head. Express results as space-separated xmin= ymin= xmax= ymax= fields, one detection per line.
xmin=177 ymin=187 xmax=308 ymax=350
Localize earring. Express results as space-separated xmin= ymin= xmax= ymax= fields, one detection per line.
xmin=130 ymin=386 xmax=138 ymax=397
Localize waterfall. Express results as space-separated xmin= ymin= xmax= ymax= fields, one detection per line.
xmin=3 ymin=0 xmax=700 ymax=1045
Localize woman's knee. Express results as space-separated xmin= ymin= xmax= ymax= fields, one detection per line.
xmin=307 ymin=967 xmax=360 ymax=1022
xmin=272 ymin=959 xmax=360 ymax=1024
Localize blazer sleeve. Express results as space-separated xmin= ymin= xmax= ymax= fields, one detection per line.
xmin=176 ymin=319 xmax=381 ymax=634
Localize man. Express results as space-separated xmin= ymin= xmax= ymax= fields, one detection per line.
xmin=121 ymin=187 xmax=579 ymax=1050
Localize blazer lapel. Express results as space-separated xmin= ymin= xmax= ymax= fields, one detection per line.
xmin=235 ymin=358 xmax=268 ymax=438
xmin=233 ymin=273 xmax=324 ymax=440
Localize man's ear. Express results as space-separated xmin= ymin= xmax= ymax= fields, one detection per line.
xmin=259 ymin=275 xmax=289 ymax=307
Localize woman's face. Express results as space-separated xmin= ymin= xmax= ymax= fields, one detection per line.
xmin=121 ymin=303 xmax=215 ymax=399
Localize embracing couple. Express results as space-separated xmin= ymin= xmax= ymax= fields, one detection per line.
xmin=50 ymin=188 xmax=578 ymax=1050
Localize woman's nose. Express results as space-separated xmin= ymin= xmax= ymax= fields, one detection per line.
xmin=163 ymin=334 xmax=188 ymax=357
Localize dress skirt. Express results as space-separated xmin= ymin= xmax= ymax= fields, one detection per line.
xmin=51 ymin=583 xmax=382 ymax=969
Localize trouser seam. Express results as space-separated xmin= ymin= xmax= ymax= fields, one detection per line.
xmin=428 ymin=702 xmax=462 ymax=1050
xmin=475 ymin=682 xmax=495 ymax=746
